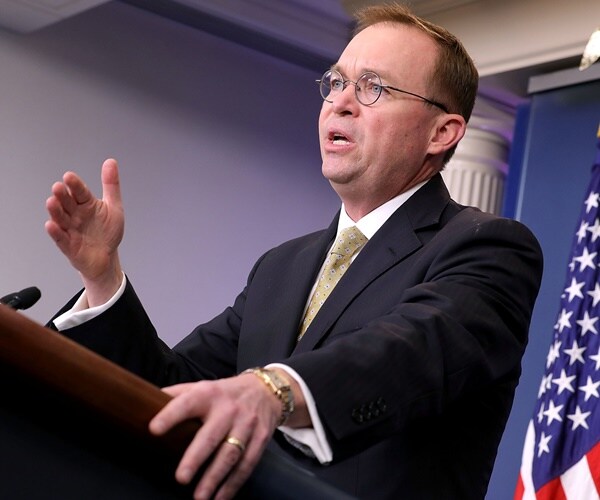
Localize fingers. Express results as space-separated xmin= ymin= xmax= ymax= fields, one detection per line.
xmin=62 ymin=171 xmax=92 ymax=207
xmin=207 ymin=429 xmax=268 ymax=500
xmin=194 ymin=430 xmax=251 ymax=500
xmin=149 ymin=384 xmax=218 ymax=482
xmin=149 ymin=380 xmax=275 ymax=500
xmin=45 ymin=159 xmax=120 ymax=238
xmin=183 ymin=417 xmax=266 ymax=500
xmin=46 ymin=159 xmax=119 ymax=226
xmin=46 ymin=190 xmax=68 ymax=230
xmin=223 ymin=436 xmax=246 ymax=454
xmin=45 ymin=183 xmax=77 ymax=252
xmin=47 ymin=181 xmax=75 ymax=221
xmin=150 ymin=384 xmax=237 ymax=484
xmin=45 ymin=171 xmax=92 ymax=234
xmin=101 ymin=158 xmax=123 ymax=208
xmin=149 ymin=384 xmax=201 ymax=436
xmin=44 ymin=219 xmax=70 ymax=254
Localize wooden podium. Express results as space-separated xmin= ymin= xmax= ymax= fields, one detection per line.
xmin=0 ymin=304 xmax=353 ymax=499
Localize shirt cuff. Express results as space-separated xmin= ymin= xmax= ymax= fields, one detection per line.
xmin=266 ymin=362 xmax=333 ymax=464
xmin=53 ymin=272 xmax=127 ymax=331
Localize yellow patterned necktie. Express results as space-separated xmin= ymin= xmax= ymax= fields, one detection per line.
xmin=298 ymin=226 xmax=368 ymax=339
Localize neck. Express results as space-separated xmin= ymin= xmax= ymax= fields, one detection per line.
xmin=334 ymin=171 xmax=439 ymax=222
xmin=337 ymin=186 xmax=407 ymax=222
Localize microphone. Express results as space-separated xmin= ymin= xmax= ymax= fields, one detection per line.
xmin=0 ymin=286 xmax=41 ymax=310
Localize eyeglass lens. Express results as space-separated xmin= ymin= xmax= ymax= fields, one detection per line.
xmin=319 ymin=70 xmax=383 ymax=106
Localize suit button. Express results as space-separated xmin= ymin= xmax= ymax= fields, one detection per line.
xmin=351 ymin=408 xmax=364 ymax=424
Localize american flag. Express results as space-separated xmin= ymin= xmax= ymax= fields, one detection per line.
xmin=516 ymin=128 xmax=600 ymax=499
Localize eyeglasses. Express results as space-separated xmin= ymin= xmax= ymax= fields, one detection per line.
xmin=317 ymin=69 xmax=448 ymax=113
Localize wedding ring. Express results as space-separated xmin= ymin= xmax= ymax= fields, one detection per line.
xmin=224 ymin=435 xmax=246 ymax=453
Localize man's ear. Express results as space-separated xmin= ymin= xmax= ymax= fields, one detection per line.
xmin=427 ymin=114 xmax=467 ymax=156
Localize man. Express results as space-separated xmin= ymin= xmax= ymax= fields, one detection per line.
xmin=45 ymin=4 xmax=543 ymax=499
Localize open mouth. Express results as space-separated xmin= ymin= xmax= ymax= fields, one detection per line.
xmin=330 ymin=132 xmax=351 ymax=145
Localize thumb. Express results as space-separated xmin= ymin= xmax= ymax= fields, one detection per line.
xmin=101 ymin=158 xmax=123 ymax=207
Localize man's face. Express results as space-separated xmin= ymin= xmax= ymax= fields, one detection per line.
xmin=318 ymin=23 xmax=446 ymax=217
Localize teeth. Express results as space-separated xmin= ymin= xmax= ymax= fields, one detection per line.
xmin=332 ymin=135 xmax=350 ymax=145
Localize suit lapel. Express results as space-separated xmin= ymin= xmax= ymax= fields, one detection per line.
xmin=293 ymin=175 xmax=451 ymax=354
xmin=257 ymin=217 xmax=339 ymax=360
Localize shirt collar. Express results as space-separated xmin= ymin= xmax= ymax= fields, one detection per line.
xmin=338 ymin=180 xmax=427 ymax=240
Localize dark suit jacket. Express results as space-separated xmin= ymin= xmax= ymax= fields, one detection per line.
xmin=56 ymin=175 xmax=543 ymax=499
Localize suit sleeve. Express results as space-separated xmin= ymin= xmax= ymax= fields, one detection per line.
xmin=53 ymin=275 xmax=248 ymax=386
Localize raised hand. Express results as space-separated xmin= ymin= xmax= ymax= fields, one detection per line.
xmin=46 ymin=158 xmax=124 ymax=306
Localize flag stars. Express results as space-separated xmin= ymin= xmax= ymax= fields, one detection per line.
xmin=588 ymin=218 xmax=600 ymax=242
xmin=585 ymin=191 xmax=599 ymax=213
xmin=566 ymin=405 xmax=591 ymax=431
xmin=563 ymin=339 xmax=587 ymax=365
xmin=537 ymin=402 xmax=545 ymax=423
xmin=576 ymin=311 xmax=599 ymax=336
xmin=579 ymin=376 xmax=600 ymax=401
xmin=573 ymin=246 xmax=597 ymax=272
xmin=542 ymin=399 xmax=564 ymax=425
xmin=590 ymin=348 xmax=600 ymax=370
xmin=546 ymin=341 xmax=562 ymax=369
xmin=577 ymin=220 xmax=590 ymax=243
xmin=552 ymin=369 xmax=576 ymax=394
xmin=588 ymin=282 xmax=600 ymax=307
xmin=538 ymin=373 xmax=553 ymax=396
xmin=537 ymin=432 xmax=552 ymax=457
xmin=564 ymin=278 xmax=585 ymax=302
xmin=556 ymin=309 xmax=573 ymax=334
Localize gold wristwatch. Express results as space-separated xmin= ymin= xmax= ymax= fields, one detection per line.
xmin=243 ymin=367 xmax=295 ymax=426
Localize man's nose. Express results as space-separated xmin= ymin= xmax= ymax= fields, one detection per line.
xmin=330 ymin=82 xmax=359 ymax=113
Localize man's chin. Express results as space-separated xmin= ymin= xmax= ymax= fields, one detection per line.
xmin=322 ymin=164 xmax=356 ymax=185
xmin=326 ymin=177 xmax=359 ymax=201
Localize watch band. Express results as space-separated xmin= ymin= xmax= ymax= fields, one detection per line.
xmin=243 ymin=367 xmax=295 ymax=426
